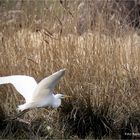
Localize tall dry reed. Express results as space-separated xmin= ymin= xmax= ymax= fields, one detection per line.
xmin=0 ymin=0 xmax=140 ymax=139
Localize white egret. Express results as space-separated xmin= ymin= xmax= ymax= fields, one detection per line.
xmin=0 ymin=69 xmax=71 ymax=112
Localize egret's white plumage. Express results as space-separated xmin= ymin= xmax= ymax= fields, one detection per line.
xmin=0 ymin=69 xmax=69 ymax=111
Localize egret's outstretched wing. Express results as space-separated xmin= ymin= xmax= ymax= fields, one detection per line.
xmin=32 ymin=69 xmax=66 ymax=99
xmin=0 ymin=75 xmax=37 ymax=102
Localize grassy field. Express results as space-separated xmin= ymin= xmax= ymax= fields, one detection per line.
xmin=0 ymin=0 xmax=140 ymax=139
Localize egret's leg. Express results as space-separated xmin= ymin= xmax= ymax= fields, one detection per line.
xmin=13 ymin=109 xmax=30 ymax=120
xmin=16 ymin=117 xmax=31 ymax=125
xmin=12 ymin=109 xmax=31 ymax=125
xmin=4 ymin=109 xmax=31 ymax=125
xmin=4 ymin=109 xmax=30 ymax=122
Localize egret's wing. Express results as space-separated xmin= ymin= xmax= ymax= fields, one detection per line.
xmin=0 ymin=75 xmax=37 ymax=102
xmin=32 ymin=69 xmax=65 ymax=99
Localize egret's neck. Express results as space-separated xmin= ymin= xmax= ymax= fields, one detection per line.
xmin=52 ymin=94 xmax=61 ymax=108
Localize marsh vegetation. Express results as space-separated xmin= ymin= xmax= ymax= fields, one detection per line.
xmin=0 ymin=0 xmax=140 ymax=139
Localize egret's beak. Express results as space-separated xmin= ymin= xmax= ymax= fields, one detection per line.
xmin=64 ymin=95 xmax=72 ymax=98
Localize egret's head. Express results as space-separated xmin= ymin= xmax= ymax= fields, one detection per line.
xmin=55 ymin=93 xmax=72 ymax=99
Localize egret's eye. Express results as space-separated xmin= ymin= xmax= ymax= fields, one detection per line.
xmin=62 ymin=95 xmax=65 ymax=98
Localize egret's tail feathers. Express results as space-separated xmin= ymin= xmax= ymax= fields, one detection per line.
xmin=18 ymin=103 xmax=32 ymax=112
xmin=17 ymin=102 xmax=37 ymax=111
xmin=17 ymin=104 xmax=27 ymax=112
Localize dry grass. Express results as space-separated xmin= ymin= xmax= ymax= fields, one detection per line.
xmin=0 ymin=0 xmax=140 ymax=139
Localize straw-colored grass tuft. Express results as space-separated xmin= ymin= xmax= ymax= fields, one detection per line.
xmin=0 ymin=0 xmax=140 ymax=139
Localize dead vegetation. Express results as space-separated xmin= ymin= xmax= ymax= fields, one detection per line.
xmin=0 ymin=0 xmax=140 ymax=139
